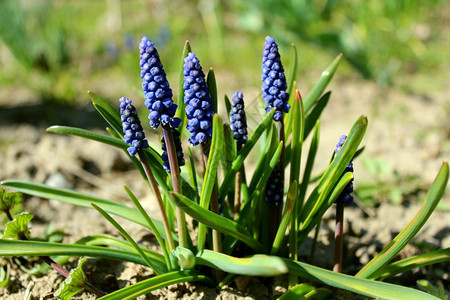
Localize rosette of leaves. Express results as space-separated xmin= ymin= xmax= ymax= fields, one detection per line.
xmin=0 ymin=36 xmax=448 ymax=300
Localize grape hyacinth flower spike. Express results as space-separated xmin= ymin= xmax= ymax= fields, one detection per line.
xmin=183 ymin=52 xmax=214 ymax=146
xmin=335 ymin=135 xmax=354 ymax=205
xmin=262 ymin=36 xmax=290 ymax=122
xmin=120 ymin=97 xmax=149 ymax=156
xmin=139 ymin=36 xmax=181 ymax=129
xmin=230 ymin=91 xmax=248 ymax=148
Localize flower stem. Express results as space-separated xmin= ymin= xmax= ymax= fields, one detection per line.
xmin=333 ymin=201 xmax=344 ymax=273
xmin=162 ymin=126 xmax=188 ymax=248
xmin=138 ymin=149 xmax=176 ymax=251
xmin=234 ymin=143 xmax=243 ymax=216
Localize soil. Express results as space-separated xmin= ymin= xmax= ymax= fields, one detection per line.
xmin=0 ymin=75 xmax=449 ymax=299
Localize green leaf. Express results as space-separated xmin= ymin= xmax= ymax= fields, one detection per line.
xmin=0 ymin=263 xmax=10 ymax=288
xmin=224 ymin=94 xmax=231 ymax=117
xmin=88 ymin=91 xmax=122 ymax=136
xmin=356 ymin=162 xmax=449 ymax=279
xmin=278 ymin=283 xmax=315 ymax=300
xmin=372 ymin=248 xmax=450 ymax=280
xmin=303 ymin=54 xmax=342 ymax=114
xmin=197 ymin=115 xmax=223 ymax=250
xmin=186 ymin=147 xmax=200 ymax=203
xmin=287 ymin=44 xmax=298 ymax=105
xmin=304 ymin=91 xmax=330 ymax=140
xmin=2 ymin=212 xmax=33 ymax=240
xmin=282 ymin=258 xmax=439 ymax=300
xmin=176 ymin=40 xmax=192 ymax=138
xmin=0 ymin=189 xmax=22 ymax=211
xmin=289 ymin=92 xmax=305 ymax=185
xmin=54 ymin=257 xmax=88 ymax=299
xmin=47 ymin=126 xmax=127 ymax=149
xmin=91 ymin=203 xmax=163 ymax=274
xmin=124 ymin=186 xmax=172 ymax=269
xmin=0 ymin=180 xmax=174 ymax=242
xmin=221 ymin=123 xmax=236 ymax=180
xmin=298 ymin=121 xmax=320 ymax=210
xmin=170 ymin=193 xmax=264 ymax=252
xmin=271 ymin=182 xmax=297 ymax=255
xmin=196 ymin=250 xmax=288 ymax=276
xmin=299 ymin=115 xmax=367 ymax=235
xmin=74 ymin=234 xmax=166 ymax=268
xmin=220 ymin=109 xmax=276 ymax=199
xmin=98 ymin=270 xmax=213 ymax=300
xmin=207 ymin=68 xmax=218 ymax=114
xmin=0 ymin=239 xmax=154 ymax=267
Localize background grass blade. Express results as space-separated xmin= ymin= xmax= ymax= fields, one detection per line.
xmin=356 ymin=162 xmax=449 ymax=279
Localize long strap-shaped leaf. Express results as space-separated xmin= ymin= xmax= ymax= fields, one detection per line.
xmin=0 ymin=180 xmax=174 ymax=241
xmin=219 ymin=109 xmax=275 ymax=199
xmin=195 ymin=250 xmax=439 ymax=299
xmin=371 ymin=248 xmax=450 ymax=280
xmin=298 ymin=115 xmax=367 ymax=233
xmin=0 ymin=239 xmax=164 ymax=269
xmin=197 ymin=115 xmax=223 ymax=250
xmin=303 ymin=53 xmax=342 ymax=114
xmin=99 ymin=270 xmax=213 ymax=300
xmin=170 ymin=192 xmax=264 ymax=252
xmin=356 ymin=162 xmax=449 ymax=279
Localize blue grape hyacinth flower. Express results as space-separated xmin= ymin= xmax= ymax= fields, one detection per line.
xmin=161 ymin=128 xmax=185 ymax=173
xmin=183 ymin=52 xmax=214 ymax=146
xmin=230 ymin=91 xmax=248 ymax=147
xmin=262 ymin=36 xmax=290 ymax=122
xmin=335 ymin=135 xmax=354 ymax=205
xmin=139 ymin=36 xmax=181 ymax=129
xmin=119 ymin=97 xmax=149 ymax=156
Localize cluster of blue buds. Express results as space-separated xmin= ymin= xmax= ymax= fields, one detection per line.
xmin=183 ymin=52 xmax=214 ymax=146
xmin=264 ymin=166 xmax=283 ymax=204
xmin=230 ymin=92 xmax=248 ymax=147
xmin=139 ymin=36 xmax=181 ymax=129
xmin=261 ymin=36 xmax=290 ymax=122
xmin=161 ymin=128 xmax=185 ymax=173
xmin=119 ymin=97 xmax=149 ymax=156
xmin=335 ymin=135 xmax=354 ymax=205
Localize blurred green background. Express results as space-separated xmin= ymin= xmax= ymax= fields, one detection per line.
xmin=0 ymin=0 xmax=448 ymax=105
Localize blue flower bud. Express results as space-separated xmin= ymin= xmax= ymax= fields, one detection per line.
xmin=139 ymin=36 xmax=180 ymax=129
xmin=119 ymin=97 xmax=149 ymax=156
xmin=335 ymin=135 xmax=354 ymax=205
xmin=261 ymin=36 xmax=290 ymax=122
xmin=230 ymin=92 xmax=248 ymax=147
xmin=183 ymin=52 xmax=214 ymax=146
